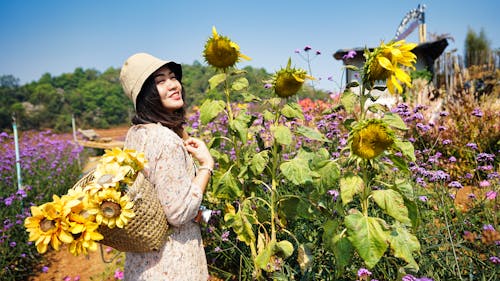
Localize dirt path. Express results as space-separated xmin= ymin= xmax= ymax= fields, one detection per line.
xmin=29 ymin=245 xmax=123 ymax=281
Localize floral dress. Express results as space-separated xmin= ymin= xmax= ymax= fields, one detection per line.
xmin=123 ymin=123 xmax=208 ymax=281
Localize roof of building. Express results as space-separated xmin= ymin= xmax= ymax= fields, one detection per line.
xmin=333 ymin=38 xmax=449 ymax=62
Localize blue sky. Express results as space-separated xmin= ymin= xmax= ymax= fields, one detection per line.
xmin=1 ymin=0 xmax=499 ymax=92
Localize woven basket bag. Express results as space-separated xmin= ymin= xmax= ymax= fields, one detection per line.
xmin=72 ymin=170 xmax=169 ymax=252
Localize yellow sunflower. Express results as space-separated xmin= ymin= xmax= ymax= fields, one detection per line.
xmin=87 ymin=189 xmax=135 ymax=229
xmin=66 ymin=188 xmax=95 ymax=223
xmin=100 ymin=147 xmax=131 ymax=164
xmin=349 ymin=119 xmax=395 ymax=159
xmin=24 ymin=200 xmax=74 ymax=254
xmin=68 ymin=219 xmax=103 ymax=256
xmin=98 ymin=148 xmax=147 ymax=184
xmin=203 ymin=26 xmax=251 ymax=69
xmin=363 ymin=40 xmax=417 ymax=94
xmin=93 ymin=162 xmax=131 ymax=189
xmin=125 ymin=149 xmax=147 ymax=171
xmin=271 ymin=58 xmax=315 ymax=98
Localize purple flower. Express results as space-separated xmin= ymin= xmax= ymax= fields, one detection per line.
xmin=316 ymin=50 xmax=321 ymax=55
xmin=439 ymin=111 xmax=449 ymax=116
xmin=343 ymin=50 xmax=357 ymax=60
xmin=304 ymin=45 xmax=312 ymax=52
xmin=476 ymin=153 xmax=495 ymax=163
xmin=471 ymin=108 xmax=483 ymax=117
xmin=9 ymin=241 xmax=16 ymax=247
xmin=483 ymin=224 xmax=494 ymax=231
xmin=294 ymin=49 xmax=300 ymax=54
xmin=327 ymin=189 xmax=339 ymax=201
xmin=418 ymin=195 xmax=428 ymax=202
xmin=264 ymin=83 xmax=272 ymax=89
xmin=416 ymin=123 xmax=431 ymax=132
xmin=479 ymin=165 xmax=493 ymax=171
xmin=416 ymin=177 xmax=427 ymax=187
xmin=488 ymin=172 xmax=499 ymax=179
xmin=413 ymin=113 xmax=424 ymax=120
xmin=466 ymin=143 xmax=478 ymax=150
xmin=442 ymin=139 xmax=452 ymax=145
xmin=448 ymin=181 xmax=463 ymax=188
xmin=4 ymin=196 xmax=13 ymax=206
xmin=402 ymin=275 xmax=417 ymax=281
xmin=448 ymin=156 xmax=456 ymax=162
xmin=16 ymin=189 xmax=27 ymax=198
xmin=490 ymin=256 xmax=500 ymax=264
xmin=42 ymin=266 xmax=49 ymax=273
xmin=357 ymin=268 xmax=372 ymax=277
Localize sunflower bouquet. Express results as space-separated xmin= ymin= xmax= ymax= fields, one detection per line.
xmin=24 ymin=148 xmax=147 ymax=256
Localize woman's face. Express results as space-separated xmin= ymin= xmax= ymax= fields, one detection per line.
xmin=153 ymin=66 xmax=183 ymax=112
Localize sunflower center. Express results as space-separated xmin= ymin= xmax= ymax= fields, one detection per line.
xmin=72 ymin=232 xmax=83 ymax=240
xmin=97 ymin=174 xmax=114 ymax=185
xmin=79 ymin=209 xmax=90 ymax=219
xmin=101 ymin=201 xmax=121 ymax=218
xmin=40 ymin=219 xmax=55 ymax=232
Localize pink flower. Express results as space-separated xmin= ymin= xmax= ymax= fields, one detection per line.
xmin=479 ymin=180 xmax=490 ymax=187
xmin=357 ymin=268 xmax=372 ymax=277
xmin=63 ymin=276 xmax=71 ymax=281
xmin=343 ymin=50 xmax=357 ymax=60
xmin=485 ymin=191 xmax=497 ymax=200
xmin=114 ymin=269 xmax=124 ymax=280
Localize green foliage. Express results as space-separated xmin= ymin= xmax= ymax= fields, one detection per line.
xmin=1 ymin=62 xmax=329 ymax=133
xmin=464 ymin=27 xmax=492 ymax=67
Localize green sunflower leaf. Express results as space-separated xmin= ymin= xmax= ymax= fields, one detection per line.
xmin=345 ymin=210 xmax=389 ymax=268
xmin=199 ymin=99 xmax=226 ymax=125
xmin=208 ymin=73 xmax=227 ymax=89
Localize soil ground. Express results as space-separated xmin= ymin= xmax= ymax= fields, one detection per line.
xmin=29 ymin=245 xmax=122 ymax=281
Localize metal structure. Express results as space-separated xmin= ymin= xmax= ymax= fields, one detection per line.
xmin=394 ymin=4 xmax=426 ymax=43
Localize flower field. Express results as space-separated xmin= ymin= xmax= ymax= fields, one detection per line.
xmin=1 ymin=27 xmax=499 ymax=280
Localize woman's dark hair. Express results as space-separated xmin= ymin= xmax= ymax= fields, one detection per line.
xmin=132 ymin=66 xmax=186 ymax=138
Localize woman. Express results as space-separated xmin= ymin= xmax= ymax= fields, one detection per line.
xmin=119 ymin=53 xmax=213 ymax=280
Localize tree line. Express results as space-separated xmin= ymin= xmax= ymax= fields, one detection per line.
xmin=0 ymin=62 xmax=325 ymax=133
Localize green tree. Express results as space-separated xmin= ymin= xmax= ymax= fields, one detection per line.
xmin=464 ymin=27 xmax=491 ymax=67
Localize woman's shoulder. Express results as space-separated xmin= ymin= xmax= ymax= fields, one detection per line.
xmin=126 ymin=123 xmax=181 ymax=144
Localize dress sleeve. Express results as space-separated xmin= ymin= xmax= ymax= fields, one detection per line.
xmin=125 ymin=125 xmax=203 ymax=227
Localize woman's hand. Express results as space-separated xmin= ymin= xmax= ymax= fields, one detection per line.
xmin=183 ymin=137 xmax=214 ymax=168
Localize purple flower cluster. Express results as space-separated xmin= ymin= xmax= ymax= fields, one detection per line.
xmin=1 ymin=130 xmax=83 ymax=279
xmin=402 ymin=274 xmax=434 ymax=281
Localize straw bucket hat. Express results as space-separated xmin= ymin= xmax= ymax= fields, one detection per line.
xmin=119 ymin=53 xmax=182 ymax=109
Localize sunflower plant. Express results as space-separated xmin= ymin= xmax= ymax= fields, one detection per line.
xmin=24 ymin=148 xmax=146 ymax=256
xmin=323 ymin=40 xmax=421 ymax=274
xmin=200 ymin=27 xmax=333 ymax=280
